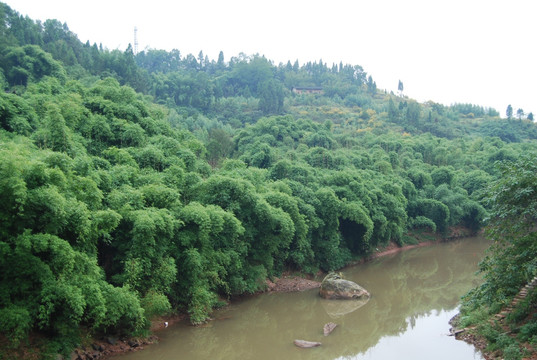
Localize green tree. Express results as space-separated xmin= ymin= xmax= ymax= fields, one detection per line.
xmin=506 ymin=104 xmax=513 ymax=119
xmin=258 ymin=79 xmax=284 ymax=114
xmin=367 ymin=75 xmax=377 ymax=94
xmin=206 ymin=128 xmax=234 ymax=166
xmin=387 ymin=97 xmax=399 ymax=122
xmin=461 ymin=154 xmax=537 ymax=358
xmin=516 ymin=108 xmax=524 ymax=120
xmin=475 ymin=155 xmax=537 ymax=302
xmin=311 ymin=188 xmax=349 ymax=270
xmin=216 ymin=51 xmax=225 ymax=71
xmin=196 ymin=175 xmax=292 ymax=277
xmin=408 ymin=198 xmax=450 ymax=234
xmin=0 ymin=92 xmax=37 ymax=135
xmin=2 ymin=45 xmax=66 ymax=86
xmin=405 ymin=101 xmax=421 ymax=127
xmin=264 ymin=188 xmax=313 ymax=270
xmin=41 ymin=103 xmax=73 ymax=153
xmin=431 ymin=166 xmax=455 ymax=187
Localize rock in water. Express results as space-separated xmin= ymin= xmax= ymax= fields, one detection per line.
xmin=294 ymin=339 xmax=321 ymax=348
xmin=319 ymin=272 xmax=370 ymax=300
xmin=323 ymin=322 xmax=337 ymax=336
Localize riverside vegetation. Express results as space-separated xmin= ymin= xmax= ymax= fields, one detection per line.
xmin=0 ymin=2 xmax=536 ymax=358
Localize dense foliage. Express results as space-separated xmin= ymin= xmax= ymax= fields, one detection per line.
xmin=1 ymin=2 xmax=536 ymax=357
xmin=458 ymin=156 xmax=537 ymax=359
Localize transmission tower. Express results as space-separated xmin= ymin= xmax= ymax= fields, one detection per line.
xmin=133 ymin=27 xmax=139 ymax=55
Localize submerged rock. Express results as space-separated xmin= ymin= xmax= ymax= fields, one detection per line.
xmin=323 ymin=322 xmax=337 ymax=336
xmin=294 ymin=339 xmax=322 ymax=348
xmin=319 ymin=272 xmax=370 ymax=300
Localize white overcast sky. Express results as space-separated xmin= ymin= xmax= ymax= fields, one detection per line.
xmin=5 ymin=0 xmax=536 ymax=116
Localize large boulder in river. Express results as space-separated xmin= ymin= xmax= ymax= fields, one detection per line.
xmin=319 ymin=272 xmax=370 ymax=300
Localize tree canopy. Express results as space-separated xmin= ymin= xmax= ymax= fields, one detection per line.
xmin=1 ymin=2 xmax=537 ymax=356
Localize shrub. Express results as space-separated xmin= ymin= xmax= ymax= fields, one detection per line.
xmin=518 ymin=322 xmax=537 ymax=342
xmin=100 ymin=285 xmax=148 ymax=335
xmin=409 ymin=216 xmax=436 ymax=232
xmin=0 ymin=306 xmax=31 ymax=347
xmin=188 ymin=288 xmax=216 ymax=325
xmin=503 ymin=343 xmax=523 ymax=360
xmin=140 ymin=290 xmax=172 ymax=319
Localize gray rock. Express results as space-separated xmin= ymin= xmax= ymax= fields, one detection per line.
xmin=323 ymin=322 xmax=337 ymax=336
xmin=319 ymin=272 xmax=370 ymax=300
xmin=128 ymin=339 xmax=139 ymax=348
xmin=294 ymin=339 xmax=321 ymax=348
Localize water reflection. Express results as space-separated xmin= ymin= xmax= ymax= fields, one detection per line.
xmin=114 ymin=237 xmax=489 ymax=360
xmin=320 ymin=297 xmax=369 ymax=318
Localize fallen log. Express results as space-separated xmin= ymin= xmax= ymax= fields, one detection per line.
xmin=323 ymin=322 xmax=337 ymax=336
xmin=294 ymin=339 xmax=322 ymax=348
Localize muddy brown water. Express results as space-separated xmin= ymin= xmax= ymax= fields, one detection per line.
xmin=115 ymin=237 xmax=489 ymax=360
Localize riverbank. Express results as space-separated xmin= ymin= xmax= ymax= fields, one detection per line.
xmin=449 ymin=314 xmax=490 ymax=359
xmin=10 ymin=228 xmax=474 ymax=360
xmin=449 ymin=280 xmax=537 ymax=360
xmin=93 ymin=229 xmax=473 ymax=359
xmin=265 ymin=226 xmax=476 ymax=293
xmin=265 ymin=240 xmax=440 ymax=293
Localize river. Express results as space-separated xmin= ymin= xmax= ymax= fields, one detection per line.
xmin=115 ymin=237 xmax=489 ymax=360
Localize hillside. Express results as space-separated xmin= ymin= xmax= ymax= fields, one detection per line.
xmin=1 ymin=2 xmax=537 ymax=358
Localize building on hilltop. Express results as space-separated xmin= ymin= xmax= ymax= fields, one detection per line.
xmin=292 ymin=87 xmax=323 ymax=95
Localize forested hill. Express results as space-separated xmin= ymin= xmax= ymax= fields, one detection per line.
xmin=1 ymin=2 xmax=537 ymax=357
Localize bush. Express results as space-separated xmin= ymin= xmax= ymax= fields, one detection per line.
xmin=459 ymin=305 xmax=490 ymax=327
xmin=0 ymin=306 xmax=31 ymax=347
xmin=140 ymin=290 xmax=172 ymax=319
xmin=409 ymin=216 xmax=436 ymax=232
xmin=188 ymin=287 xmax=217 ymax=325
xmin=401 ymin=234 xmax=419 ymax=245
xmin=507 ymin=296 xmax=531 ymax=324
xmin=518 ymin=322 xmax=537 ymax=342
xmin=408 ymin=199 xmax=449 ymax=234
xmin=100 ymin=285 xmax=148 ymax=335
xmin=503 ymin=343 xmax=523 ymax=360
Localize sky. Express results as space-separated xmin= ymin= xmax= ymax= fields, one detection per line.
xmin=5 ymin=0 xmax=536 ymax=116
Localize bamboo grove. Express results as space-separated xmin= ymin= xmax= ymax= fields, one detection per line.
xmin=1 ymin=2 xmax=537 ymax=356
